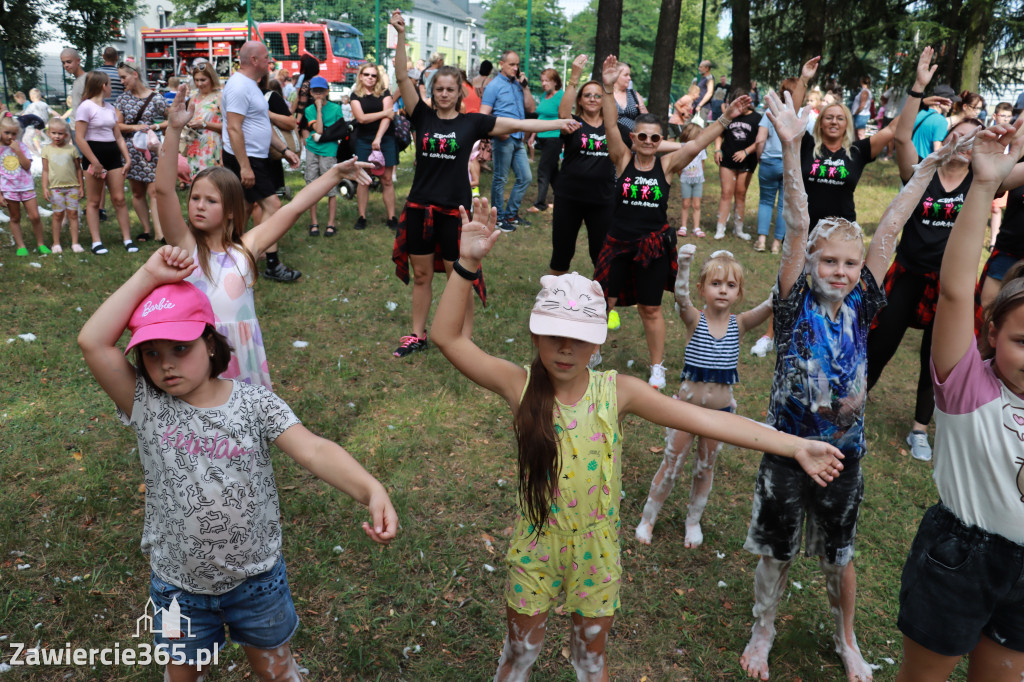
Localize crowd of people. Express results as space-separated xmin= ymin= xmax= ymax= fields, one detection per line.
xmin=5 ymin=27 xmax=1024 ymax=682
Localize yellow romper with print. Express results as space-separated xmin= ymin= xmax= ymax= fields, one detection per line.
xmin=505 ymin=368 xmax=623 ymax=618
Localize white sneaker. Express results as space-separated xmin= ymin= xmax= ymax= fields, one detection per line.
xmin=588 ymin=351 xmax=603 ymax=369
xmin=906 ymin=431 xmax=932 ymax=461
xmin=648 ymin=363 xmax=667 ymax=390
xmin=0 ymin=211 xmax=9 ymax=223
xmin=714 ymin=223 xmax=727 ymax=240
xmin=37 ymin=206 xmax=53 ymax=218
xmin=750 ymin=335 xmax=774 ymax=357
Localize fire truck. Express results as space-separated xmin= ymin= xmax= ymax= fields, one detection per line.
xmin=141 ymin=21 xmax=366 ymax=100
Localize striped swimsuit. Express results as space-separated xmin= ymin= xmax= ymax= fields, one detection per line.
xmin=680 ymin=312 xmax=740 ymax=385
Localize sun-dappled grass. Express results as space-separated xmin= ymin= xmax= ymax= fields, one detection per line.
xmin=0 ymin=149 xmax=978 ymax=680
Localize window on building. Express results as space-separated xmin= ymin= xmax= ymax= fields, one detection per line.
xmin=457 ymin=30 xmax=464 ymax=45
xmin=407 ymin=18 xmax=415 ymax=36
xmin=442 ymin=26 xmax=449 ymax=41
xmin=426 ymin=22 xmax=432 ymax=39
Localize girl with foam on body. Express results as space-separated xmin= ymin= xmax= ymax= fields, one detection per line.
xmin=155 ymin=85 xmax=373 ymax=389
xmin=431 ymin=197 xmax=844 ymax=681
xmin=77 ymin=246 xmax=397 ymax=682
xmin=739 ymin=90 xmax=972 ymax=682
xmin=893 ymin=113 xmax=1024 ymax=682
xmin=635 ymin=247 xmax=772 ymax=547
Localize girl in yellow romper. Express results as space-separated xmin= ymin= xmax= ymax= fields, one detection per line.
xmin=431 ymin=196 xmax=846 ymax=681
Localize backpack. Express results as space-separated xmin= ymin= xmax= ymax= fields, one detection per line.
xmin=265 ymin=92 xmax=299 ymax=160
xmin=392 ymin=111 xmax=412 ymax=152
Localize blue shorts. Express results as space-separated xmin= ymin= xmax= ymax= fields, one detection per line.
xmin=355 ymin=135 xmax=399 ymax=168
xmin=898 ymin=503 xmax=1024 ymax=656
xmin=678 ymin=181 xmax=704 ymax=199
xmin=149 ymin=556 xmax=299 ymax=664
xmin=853 ymin=114 xmax=870 ymax=131
xmin=985 ymin=251 xmax=1019 ymax=281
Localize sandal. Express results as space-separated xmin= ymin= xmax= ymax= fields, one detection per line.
xmin=91 ymin=243 xmax=109 ymax=255
xmin=692 ymin=227 xmax=706 ymax=238
xmin=71 ymin=244 xmax=85 ymax=253
xmin=324 ymin=225 xmax=337 ymax=237
xmin=677 ymin=226 xmax=688 ymax=237
xmin=308 ymin=224 xmax=320 ymax=237
xmin=135 ymin=231 xmax=152 ymax=242
xmin=124 ymin=241 xmax=139 ymax=253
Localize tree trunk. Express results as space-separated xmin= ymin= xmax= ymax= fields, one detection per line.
xmin=959 ymin=0 xmax=993 ymax=92
xmin=730 ymin=0 xmax=751 ymax=91
xmin=592 ymin=0 xmax=622 ymax=81
xmin=647 ymin=0 xmax=683 ymax=127
xmin=801 ymin=0 xmax=825 ymax=65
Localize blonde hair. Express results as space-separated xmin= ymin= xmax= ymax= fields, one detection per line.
xmin=188 ymin=167 xmax=257 ymax=286
xmin=807 ymin=217 xmax=865 ymax=257
xmin=192 ymin=62 xmax=221 ymax=91
xmin=697 ymin=250 xmax=745 ymax=303
xmin=0 ymin=114 xmax=20 ymax=132
xmin=353 ymin=63 xmax=386 ymax=97
xmin=813 ymin=103 xmax=855 ymax=159
xmin=47 ymin=117 xmax=68 ymax=133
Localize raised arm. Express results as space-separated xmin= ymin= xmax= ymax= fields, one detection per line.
xmin=430 ymin=197 xmax=526 ymax=407
xmin=618 ymin=375 xmax=844 ymax=486
xmin=390 ymin=11 xmax=420 ymax=114
xmin=868 ymin=116 xmax=898 ymax=159
xmin=243 ymin=159 xmax=372 ymax=256
xmin=790 ymin=56 xmax=820 ymax=113
xmin=490 ymin=116 xmax=579 ymax=137
xmin=78 ymin=247 xmax=198 ymax=415
xmin=559 ymin=54 xmax=588 ymax=118
xmin=664 ymin=95 xmax=752 ymax=175
xmin=896 ymin=47 xmax=940 ymax=181
xmin=156 ymin=86 xmax=197 ymax=251
xmin=737 ymin=292 xmax=773 ymax=335
xmin=864 ymin=131 xmax=974 ymax=283
xmin=673 ymin=244 xmax=701 ymax=331
xmin=934 ymin=121 xmax=1024 ymax=379
xmin=765 ymin=90 xmax=812 ymax=294
xmin=600 ymin=55 xmax=632 ymax=170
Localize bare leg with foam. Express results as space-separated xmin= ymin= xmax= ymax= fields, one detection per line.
xmin=740 ymin=556 xmax=792 ymax=680
xmin=569 ymin=613 xmax=613 ymax=682
xmin=821 ymin=560 xmax=873 ymax=681
xmin=244 ymin=643 xmax=305 ymax=682
xmin=636 ymin=424 xmax=697 ymax=544
xmin=494 ymin=608 xmax=549 ymax=682
xmin=684 ymin=436 xmax=724 ymax=547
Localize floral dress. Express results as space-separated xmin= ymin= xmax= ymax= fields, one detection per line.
xmin=186 ymin=91 xmax=223 ymax=178
xmin=186 ymin=247 xmax=272 ymax=390
xmin=115 ymin=91 xmax=167 ymax=183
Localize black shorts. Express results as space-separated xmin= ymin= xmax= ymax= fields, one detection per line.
xmin=82 ymin=140 xmax=124 ymax=172
xmin=898 ymin=503 xmax=1024 ymax=656
xmin=222 ymin=151 xmax=277 ymax=204
xmin=605 ymin=247 xmax=674 ymax=307
xmin=743 ymin=455 xmax=864 ymax=565
xmin=404 ymin=205 xmax=460 ymax=261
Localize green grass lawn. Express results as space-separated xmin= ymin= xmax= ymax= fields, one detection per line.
xmin=0 ymin=151 xmax=979 ymax=680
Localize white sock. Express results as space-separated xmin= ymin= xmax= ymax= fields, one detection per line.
xmin=92 ymin=241 xmax=103 ymax=248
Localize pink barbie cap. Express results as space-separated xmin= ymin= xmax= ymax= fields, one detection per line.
xmin=529 ymin=273 xmax=608 ymax=345
xmin=124 ymin=282 xmax=215 ymax=353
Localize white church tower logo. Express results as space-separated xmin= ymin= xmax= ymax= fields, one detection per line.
xmin=135 ymin=597 xmax=192 ymax=639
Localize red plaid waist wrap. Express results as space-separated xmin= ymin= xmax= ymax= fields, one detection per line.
xmin=593 ymin=224 xmax=677 ymax=308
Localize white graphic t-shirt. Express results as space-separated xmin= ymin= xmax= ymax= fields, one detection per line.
xmin=119 ymin=375 xmax=300 ymax=594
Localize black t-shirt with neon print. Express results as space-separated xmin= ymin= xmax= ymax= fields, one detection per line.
xmin=800 ymin=133 xmax=874 ymax=227
xmin=557 ymin=116 xmax=632 ymax=204
xmin=610 ymin=155 xmax=670 ymax=239
xmin=407 ymin=99 xmax=496 ymax=209
xmin=895 ymin=169 xmax=973 ymax=274
xmin=994 ymin=163 xmax=1024 ymax=256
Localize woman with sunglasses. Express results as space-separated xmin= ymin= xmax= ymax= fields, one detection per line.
xmin=597 ymin=55 xmax=753 ymax=389
xmin=116 ymin=61 xmax=168 ymax=244
xmin=350 ymin=63 xmax=398 ymax=231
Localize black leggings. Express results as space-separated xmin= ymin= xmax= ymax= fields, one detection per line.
xmin=533 ymin=137 xmax=561 ymax=208
xmin=866 ymin=270 xmax=935 ymax=426
xmin=549 ymin=195 xmax=613 ymax=273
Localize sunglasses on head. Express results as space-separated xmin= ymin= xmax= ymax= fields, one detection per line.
xmin=117 ymin=62 xmax=138 ymax=72
xmin=635 ymin=132 xmax=662 ymax=143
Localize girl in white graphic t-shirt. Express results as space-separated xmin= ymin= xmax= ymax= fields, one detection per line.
xmin=79 ymin=246 xmax=398 ymax=682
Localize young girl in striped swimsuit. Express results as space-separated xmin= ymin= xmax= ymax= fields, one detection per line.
xmin=636 ymin=246 xmax=772 ymax=547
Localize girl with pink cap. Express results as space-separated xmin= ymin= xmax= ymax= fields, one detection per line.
xmin=78 ymin=245 xmax=397 ymax=682
xmin=431 ymin=197 xmax=846 ymax=681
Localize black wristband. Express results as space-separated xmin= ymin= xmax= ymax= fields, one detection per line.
xmin=453 ymin=260 xmax=481 ymax=281
xmin=908 ymin=89 xmax=924 ymax=98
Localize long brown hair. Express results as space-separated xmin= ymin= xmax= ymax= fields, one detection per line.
xmin=134 ymin=325 xmax=233 ymax=388
xmin=188 ymin=167 xmax=257 ymax=285
xmin=514 ymin=356 xmax=561 ymax=533
xmin=82 ymin=71 xmax=109 ymax=101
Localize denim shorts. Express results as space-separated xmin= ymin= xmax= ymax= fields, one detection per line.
xmin=985 ymin=251 xmax=1019 ymax=281
xmin=743 ymin=455 xmax=864 ymax=565
xmin=898 ymin=503 xmax=1024 ymax=656
xmin=853 ymin=114 xmax=869 ymax=130
xmin=149 ymin=556 xmax=299 ymax=664
xmin=678 ymin=181 xmax=703 ymax=199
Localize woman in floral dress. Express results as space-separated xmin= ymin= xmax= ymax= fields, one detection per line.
xmin=185 ymin=62 xmax=223 ymax=178
xmin=115 ymin=61 xmax=168 ymax=241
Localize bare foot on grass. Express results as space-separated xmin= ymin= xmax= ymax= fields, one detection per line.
xmin=740 ymin=622 xmax=774 ymax=680
xmin=835 ymin=635 xmax=874 ymax=681
xmin=635 ymin=519 xmax=653 ymax=545
xmin=683 ymin=521 xmax=703 ymax=548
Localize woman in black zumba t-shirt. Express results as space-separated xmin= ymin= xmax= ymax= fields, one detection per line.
xmin=713 ymin=90 xmax=761 ymax=240
xmin=388 ymin=10 xmax=579 ymax=359
xmin=866 ymin=46 xmax=982 ymax=462
xmin=597 ymin=55 xmax=753 ymax=390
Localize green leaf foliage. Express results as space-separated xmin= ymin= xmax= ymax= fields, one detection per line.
xmin=482 ymin=0 xmax=568 ymax=78
xmin=48 ymin=0 xmax=143 ymax=70
xmin=0 ymin=0 xmax=44 ymax=98
xmin=564 ymin=0 xmax=730 ymax=101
